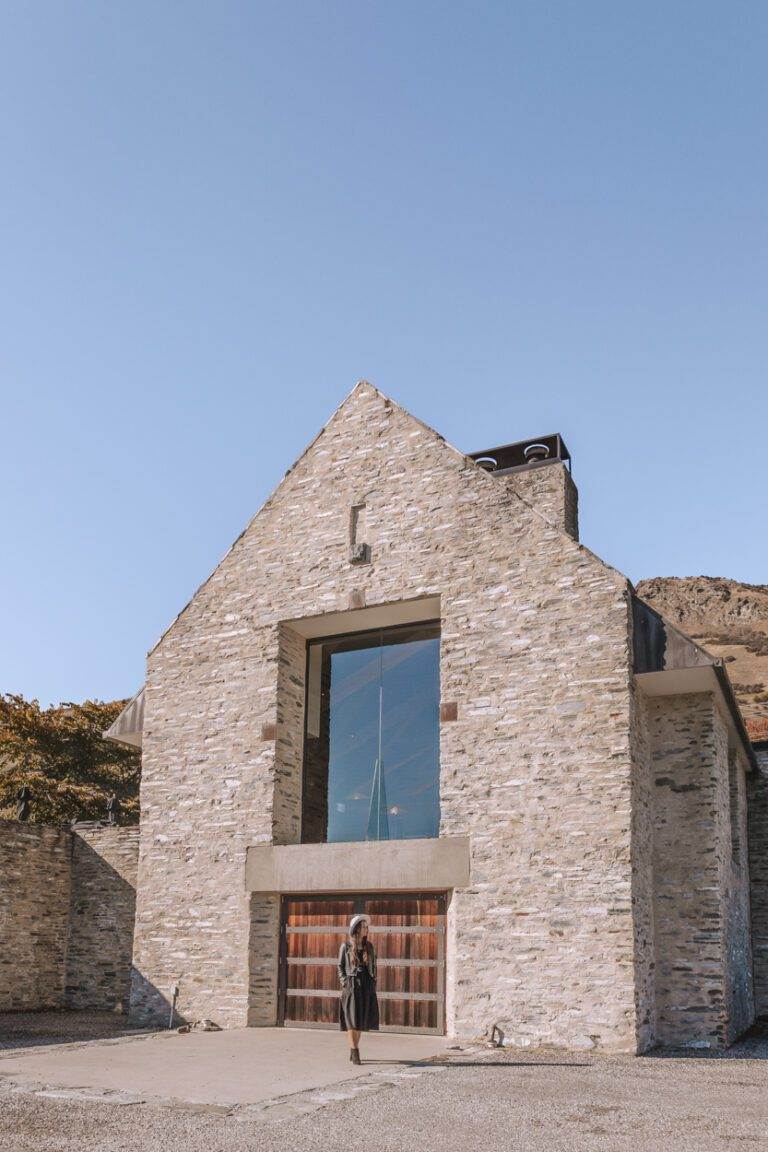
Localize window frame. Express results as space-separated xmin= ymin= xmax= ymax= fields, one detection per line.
xmin=299 ymin=618 xmax=441 ymax=845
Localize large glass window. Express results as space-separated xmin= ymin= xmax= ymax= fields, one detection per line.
xmin=302 ymin=622 xmax=440 ymax=843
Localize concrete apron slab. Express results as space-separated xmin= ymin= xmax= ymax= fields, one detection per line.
xmin=0 ymin=1027 xmax=448 ymax=1108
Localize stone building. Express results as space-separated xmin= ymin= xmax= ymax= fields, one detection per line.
xmin=106 ymin=382 xmax=760 ymax=1052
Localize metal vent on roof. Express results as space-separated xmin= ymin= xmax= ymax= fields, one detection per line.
xmin=467 ymin=433 xmax=571 ymax=476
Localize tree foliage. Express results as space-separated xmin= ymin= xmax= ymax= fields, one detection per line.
xmin=0 ymin=694 xmax=140 ymax=825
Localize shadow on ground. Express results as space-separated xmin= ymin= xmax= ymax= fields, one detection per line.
xmin=644 ymin=1017 xmax=768 ymax=1061
xmin=0 ymin=1011 xmax=155 ymax=1052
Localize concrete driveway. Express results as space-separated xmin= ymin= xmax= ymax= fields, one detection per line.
xmin=0 ymin=1023 xmax=447 ymax=1108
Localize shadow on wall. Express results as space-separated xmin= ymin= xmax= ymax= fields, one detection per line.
xmin=68 ymin=833 xmax=189 ymax=1026
xmin=0 ymin=820 xmax=191 ymax=1029
xmin=130 ymin=968 xmax=188 ymax=1029
xmin=642 ymin=1018 xmax=768 ymax=1061
xmin=66 ymin=836 xmax=136 ymax=1012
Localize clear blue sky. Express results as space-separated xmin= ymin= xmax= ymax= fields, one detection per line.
xmin=2 ymin=2 xmax=766 ymax=706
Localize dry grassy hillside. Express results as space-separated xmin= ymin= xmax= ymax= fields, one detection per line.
xmin=636 ymin=577 xmax=768 ymax=742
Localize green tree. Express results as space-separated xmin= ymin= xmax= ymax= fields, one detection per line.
xmin=0 ymin=694 xmax=140 ymax=825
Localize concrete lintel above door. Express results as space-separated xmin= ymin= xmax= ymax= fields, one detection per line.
xmin=245 ymin=836 xmax=470 ymax=894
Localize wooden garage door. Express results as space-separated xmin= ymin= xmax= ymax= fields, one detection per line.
xmin=278 ymin=893 xmax=445 ymax=1034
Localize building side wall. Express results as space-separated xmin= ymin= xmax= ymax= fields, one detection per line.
xmin=648 ymin=694 xmax=753 ymax=1047
xmin=722 ymin=746 xmax=754 ymax=1042
xmin=0 ymin=820 xmax=71 ymax=1011
xmin=65 ymin=825 xmax=140 ymax=1011
xmin=628 ymin=686 xmax=657 ymax=1051
xmin=650 ymin=694 xmax=719 ymax=1045
xmin=132 ymin=384 xmax=638 ymax=1048
xmin=748 ymin=746 xmax=768 ymax=1017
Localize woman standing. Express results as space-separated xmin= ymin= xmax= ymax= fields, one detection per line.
xmin=339 ymin=913 xmax=379 ymax=1063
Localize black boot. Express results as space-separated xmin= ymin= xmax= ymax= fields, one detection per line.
xmin=351 ymin=1048 xmax=361 ymax=1065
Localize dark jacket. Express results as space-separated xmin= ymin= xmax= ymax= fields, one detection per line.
xmin=338 ymin=939 xmax=377 ymax=988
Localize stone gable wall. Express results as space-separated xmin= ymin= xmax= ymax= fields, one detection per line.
xmin=0 ymin=820 xmax=139 ymax=1013
xmin=133 ymin=383 xmax=641 ymax=1048
xmin=748 ymin=745 xmax=768 ymax=1016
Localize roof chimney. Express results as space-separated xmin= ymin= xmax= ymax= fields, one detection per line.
xmin=467 ymin=433 xmax=579 ymax=541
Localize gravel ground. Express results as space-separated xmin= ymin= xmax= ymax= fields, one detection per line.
xmin=2 ymin=1030 xmax=768 ymax=1152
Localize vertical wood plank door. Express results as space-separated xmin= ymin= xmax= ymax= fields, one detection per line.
xmin=279 ymin=893 xmax=446 ymax=1034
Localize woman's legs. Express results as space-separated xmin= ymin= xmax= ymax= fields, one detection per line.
xmin=348 ymin=1028 xmax=360 ymax=1050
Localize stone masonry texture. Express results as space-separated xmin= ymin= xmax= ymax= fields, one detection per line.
xmin=503 ymin=460 xmax=579 ymax=541
xmin=748 ymin=745 xmax=768 ymax=1016
xmin=723 ymin=743 xmax=753 ymax=1042
xmin=65 ymin=825 xmax=140 ymax=1012
xmin=0 ymin=820 xmax=139 ymax=1013
xmin=627 ymin=685 xmax=656 ymax=1052
xmin=0 ymin=821 xmax=71 ymax=1011
xmin=128 ymin=382 xmax=755 ymax=1051
xmin=645 ymin=695 xmax=753 ymax=1047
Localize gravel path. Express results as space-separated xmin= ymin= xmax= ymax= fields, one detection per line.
xmin=2 ymin=1036 xmax=768 ymax=1152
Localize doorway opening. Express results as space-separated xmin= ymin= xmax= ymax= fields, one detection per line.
xmin=278 ymin=892 xmax=446 ymax=1035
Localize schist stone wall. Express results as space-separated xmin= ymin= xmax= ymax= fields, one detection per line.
xmin=749 ymin=744 xmax=768 ymax=1017
xmin=503 ymin=460 xmax=579 ymax=542
xmin=0 ymin=821 xmax=72 ymax=1010
xmin=645 ymin=694 xmax=753 ymax=1047
xmin=66 ymin=825 xmax=140 ymax=1011
xmin=0 ymin=819 xmax=139 ymax=1013
xmin=133 ymin=382 xmax=643 ymax=1048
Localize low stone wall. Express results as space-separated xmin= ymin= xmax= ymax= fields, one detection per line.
xmin=66 ymin=825 xmax=140 ymax=1011
xmin=749 ymin=745 xmax=768 ymax=1017
xmin=0 ymin=821 xmax=72 ymax=1010
xmin=0 ymin=820 xmax=139 ymax=1013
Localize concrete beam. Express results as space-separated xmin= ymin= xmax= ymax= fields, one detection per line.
xmin=245 ymin=836 xmax=471 ymax=894
xmin=636 ymin=667 xmax=757 ymax=772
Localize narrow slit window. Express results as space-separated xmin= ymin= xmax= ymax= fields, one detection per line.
xmin=350 ymin=504 xmax=366 ymax=545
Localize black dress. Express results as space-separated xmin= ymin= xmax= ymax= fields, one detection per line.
xmin=338 ymin=942 xmax=380 ymax=1032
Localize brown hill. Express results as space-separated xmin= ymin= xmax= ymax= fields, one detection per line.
xmin=636 ymin=577 xmax=768 ymax=741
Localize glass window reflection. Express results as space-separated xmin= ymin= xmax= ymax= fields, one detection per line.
xmin=302 ymin=623 xmax=440 ymax=843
